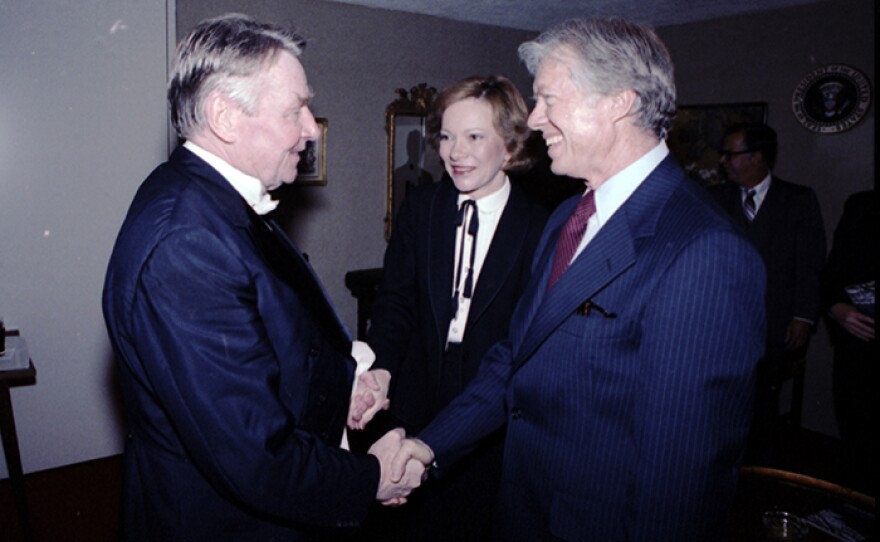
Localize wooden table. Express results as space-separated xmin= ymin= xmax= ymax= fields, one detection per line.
xmin=730 ymin=466 xmax=875 ymax=540
xmin=1 ymin=330 xmax=35 ymax=542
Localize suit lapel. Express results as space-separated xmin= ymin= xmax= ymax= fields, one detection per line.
xmin=717 ymin=183 xmax=749 ymax=229
xmin=750 ymin=177 xmax=783 ymax=231
xmin=250 ymin=216 xmax=352 ymax=351
xmin=465 ymin=186 xmax=529 ymax=328
xmin=512 ymin=155 xmax=681 ymax=370
xmin=173 ymin=148 xmax=352 ymax=352
xmin=171 ymin=147 xmax=255 ymax=230
xmin=427 ymin=183 xmax=459 ymax=343
xmin=514 ymin=217 xmax=637 ymax=369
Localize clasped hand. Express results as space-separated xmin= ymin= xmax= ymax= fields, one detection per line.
xmin=348 ymin=369 xmax=391 ymax=430
xmin=368 ymin=428 xmax=435 ymax=506
xmin=349 ymin=369 xmax=435 ymax=505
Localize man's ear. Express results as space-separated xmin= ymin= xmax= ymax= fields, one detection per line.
xmin=204 ymin=92 xmax=237 ymax=143
xmin=609 ymin=88 xmax=638 ymax=124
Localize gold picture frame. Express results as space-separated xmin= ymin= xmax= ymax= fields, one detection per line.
xmin=296 ymin=117 xmax=328 ymax=185
xmin=385 ymin=84 xmax=440 ymax=240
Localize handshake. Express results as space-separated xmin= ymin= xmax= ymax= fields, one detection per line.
xmin=368 ymin=428 xmax=434 ymax=505
xmin=346 ymin=368 xmax=434 ymax=505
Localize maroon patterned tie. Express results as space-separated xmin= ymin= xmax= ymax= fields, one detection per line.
xmin=547 ymin=191 xmax=596 ymax=291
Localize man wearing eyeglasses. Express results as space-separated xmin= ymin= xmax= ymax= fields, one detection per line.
xmin=710 ymin=122 xmax=826 ymax=465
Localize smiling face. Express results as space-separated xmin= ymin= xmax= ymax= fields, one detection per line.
xmin=527 ymin=51 xmax=616 ymax=185
xmin=438 ymin=98 xmax=510 ymax=200
xmin=230 ymin=51 xmax=318 ymax=190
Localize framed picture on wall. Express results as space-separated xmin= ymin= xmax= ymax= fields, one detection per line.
xmin=384 ymin=83 xmax=440 ymax=240
xmin=666 ymin=102 xmax=768 ymax=187
xmin=296 ymin=118 xmax=328 ymax=185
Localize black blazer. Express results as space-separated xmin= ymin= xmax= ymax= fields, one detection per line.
xmin=710 ymin=177 xmax=826 ymax=353
xmin=368 ymin=178 xmax=548 ymax=430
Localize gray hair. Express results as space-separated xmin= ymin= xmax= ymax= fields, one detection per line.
xmin=168 ymin=13 xmax=306 ymax=139
xmin=518 ymin=18 xmax=676 ymax=139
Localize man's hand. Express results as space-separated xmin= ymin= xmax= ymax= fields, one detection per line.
xmin=390 ymin=436 xmax=434 ymax=487
xmin=348 ymin=369 xmax=391 ymax=430
xmin=369 ymin=428 xmax=427 ymax=505
xmin=784 ymin=319 xmax=812 ymax=350
xmin=830 ymin=303 xmax=875 ymax=342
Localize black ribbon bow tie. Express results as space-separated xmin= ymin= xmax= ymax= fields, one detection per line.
xmin=451 ymin=199 xmax=479 ymax=315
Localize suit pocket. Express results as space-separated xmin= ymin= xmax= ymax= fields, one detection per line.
xmin=555 ymin=298 xmax=638 ymax=342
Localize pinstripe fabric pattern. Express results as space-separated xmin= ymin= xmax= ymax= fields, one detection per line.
xmin=420 ymin=156 xmax=766 ymax=541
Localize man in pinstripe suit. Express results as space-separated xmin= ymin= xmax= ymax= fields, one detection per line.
xmin=385 ymin=17 xmax=766 ymax=541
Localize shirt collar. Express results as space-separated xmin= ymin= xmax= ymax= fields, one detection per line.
xmin=592 ymin=140 xmax=669 ymax=225
xmin=745 ymin=173 xmax=772 ymax=200
xmin=184 ymin=141 xmax=279 ymax=215
xmin=457 ymin=176 xmax=511 ymax=215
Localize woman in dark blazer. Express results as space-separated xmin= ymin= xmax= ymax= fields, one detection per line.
xmin=352 ymin=75 xmax=547 ymax=541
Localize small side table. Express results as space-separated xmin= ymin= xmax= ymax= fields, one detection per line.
xmin=1 ymin=330 xmax=36 ymax=542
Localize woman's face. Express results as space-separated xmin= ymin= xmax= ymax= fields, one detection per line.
xmin=438 ymin=98 xmax=510 ymax=200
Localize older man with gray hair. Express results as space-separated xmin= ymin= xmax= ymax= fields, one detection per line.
xmin=103 ymin=13 xmax=421 ymax=541
xmin=387 ymin=17 xmax=765 ymax=540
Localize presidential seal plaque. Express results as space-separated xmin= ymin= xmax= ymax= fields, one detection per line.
xmin=792 ymin=64 xmax=871 ymax=134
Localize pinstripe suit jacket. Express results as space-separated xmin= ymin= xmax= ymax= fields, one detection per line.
xmin=419 ymin=155 xmax=766 ymax=541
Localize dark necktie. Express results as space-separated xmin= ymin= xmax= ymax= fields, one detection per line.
xmin=451 ymin=199 xmax=479 ymax=316
xmin=743 ymin=189 xmax=757 ymax=223
xmin=547 ymin=191 xmax=596 ymax=291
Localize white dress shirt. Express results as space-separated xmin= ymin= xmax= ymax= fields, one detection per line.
xmin=447 ymin=178 xmax=511 ymax=344
xmin=184 ymin=141 xmax=279 ymax=215
xmin=572 ymin=141 xmax=670 ymax=260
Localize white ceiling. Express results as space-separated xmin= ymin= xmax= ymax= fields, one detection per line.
xmin=321 ymin=0 xmax=827 ymax=30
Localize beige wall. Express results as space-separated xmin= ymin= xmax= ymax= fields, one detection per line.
xmin=0 ymin=0 xmax=169 ymax=478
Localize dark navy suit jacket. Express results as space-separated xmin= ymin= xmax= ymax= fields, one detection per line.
xmin=709 ymin=177 xmax=825 ymax=354
xmin=419 ymin=155 xmax=766 ymax=541
xmin=103 ymin=147 xmax=378 ymax=541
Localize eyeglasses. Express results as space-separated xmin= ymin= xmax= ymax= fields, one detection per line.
xmin=718 ymin=148 xmax=754 ymax=159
